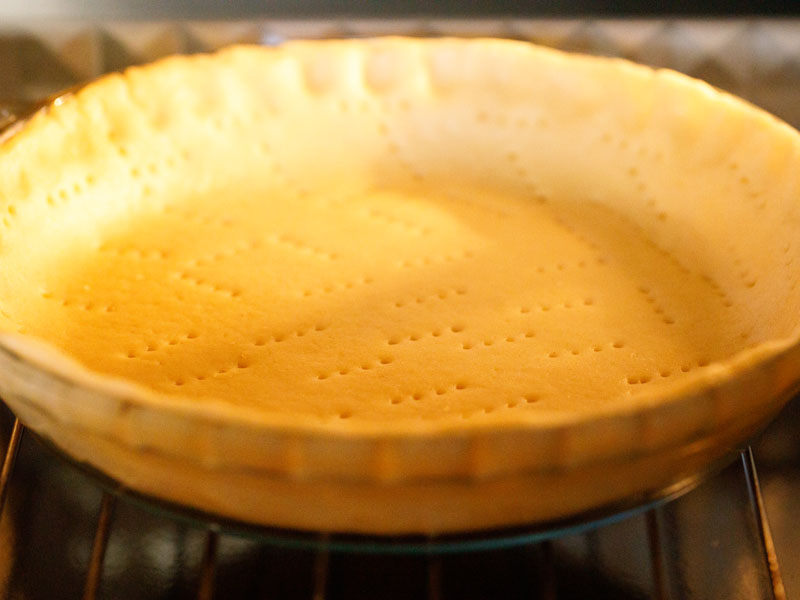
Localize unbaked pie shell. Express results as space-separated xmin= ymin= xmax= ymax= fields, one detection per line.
xmin=0 ymin=38 xmax=799 ymax=534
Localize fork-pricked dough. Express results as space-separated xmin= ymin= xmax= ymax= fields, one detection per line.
xmin=0 ymin=38 xmax=798 ymax=533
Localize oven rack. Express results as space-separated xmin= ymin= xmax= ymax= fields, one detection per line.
xmin=0 ymin=406 xmax=786 ymax=600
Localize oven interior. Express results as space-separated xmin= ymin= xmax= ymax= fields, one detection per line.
xmin=0 ymin=18 xmax=798 ymax=600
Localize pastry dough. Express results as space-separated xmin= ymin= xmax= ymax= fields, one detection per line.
xmin=0 ymin=38 xmax=798 ymax=533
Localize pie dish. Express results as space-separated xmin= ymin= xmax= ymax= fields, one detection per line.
xmin=0 ymin=37 xmax=799 ymax=534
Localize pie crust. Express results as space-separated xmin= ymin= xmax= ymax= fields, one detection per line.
xmin=0 ymin=38 xmax=799 ymax=534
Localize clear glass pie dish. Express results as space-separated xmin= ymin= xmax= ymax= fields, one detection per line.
xmin=0 ymin=37 xmax=799 ymax=535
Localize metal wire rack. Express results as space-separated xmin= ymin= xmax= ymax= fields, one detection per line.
xmin=0 ymin=403 xmax=786 ymax=600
